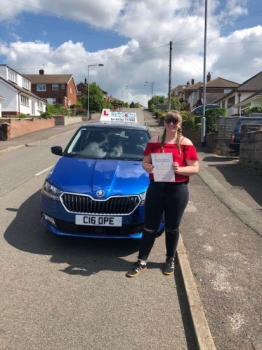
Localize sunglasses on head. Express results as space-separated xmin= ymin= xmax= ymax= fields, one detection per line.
xmin=165 ymin=118 xmax=179 ymax=124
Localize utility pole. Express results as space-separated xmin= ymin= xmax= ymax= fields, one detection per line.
xmin=168 ymin=41 xmax=172 ymax=111
xmin=201 ymin=0 xmax=208 ymax=146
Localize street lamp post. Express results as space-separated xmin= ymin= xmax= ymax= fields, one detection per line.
xmin=87 ymin=64 xmax=104 ymax=120
xmin=144 ymin=85 xmax=150 ymax=102
xmin=145 ymin=81 xmax=154 ymax=98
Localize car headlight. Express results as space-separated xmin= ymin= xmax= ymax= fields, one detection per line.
xmin=42 ymin=181 xmax=62 ymax=201
xmin=139 ymin=192 xmax=146 ymax=205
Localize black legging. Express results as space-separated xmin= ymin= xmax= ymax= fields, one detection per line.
xmin=138 ymin=180 xmax=189 ymax=261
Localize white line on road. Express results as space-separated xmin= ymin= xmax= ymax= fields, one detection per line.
xmin=35 ymin=165 xmax=54 ymax=177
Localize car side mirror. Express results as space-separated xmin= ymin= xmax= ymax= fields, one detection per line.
xmin=51 ymin=146 xmax=63 ymax=156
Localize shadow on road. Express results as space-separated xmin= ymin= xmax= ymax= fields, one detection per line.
xmin=202 ymin=155 xmax=262 ymax=208
xmin=4 ymin=190 xmax=141 ymax=276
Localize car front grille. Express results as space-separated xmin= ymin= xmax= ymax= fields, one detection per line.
xmin=54 ymin=219 xmax=144 ymax=236
xmin=61 ymin=193 xmax=141 ymax=215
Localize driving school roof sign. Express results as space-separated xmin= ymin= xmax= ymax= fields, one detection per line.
xmin=100 ymin=109 xmax=137 ymax=123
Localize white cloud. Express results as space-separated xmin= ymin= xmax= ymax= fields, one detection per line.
xmin=0 ymin=0 xmax=261 ymax=107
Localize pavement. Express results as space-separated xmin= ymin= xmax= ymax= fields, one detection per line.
xmin=1 ymin=109 xmax=261 ymax=349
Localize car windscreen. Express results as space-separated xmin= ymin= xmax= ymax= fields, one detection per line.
xmin=64 ymin=126 xmax=150 ymax=160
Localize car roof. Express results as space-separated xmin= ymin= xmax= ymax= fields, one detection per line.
xmin=237 ymin=116 xmax=262 ymax=119
xmin=80 ymin=121 xmax=149 ymax=131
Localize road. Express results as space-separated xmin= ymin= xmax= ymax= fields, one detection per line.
xmin=0 ymin=120 xmax=193 ymax=350
xmin=1 ymin=108 xmax=262 ymax=350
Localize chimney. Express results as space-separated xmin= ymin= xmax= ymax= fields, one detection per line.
xmin=84 ymin=78 xmax=87 ymax=84
xmin=39 ymin=69 xmax=44 ymax=75
xmin=187 ymin=81 xmax=190 ymax=85
xmin=191 ymin=79 xmax=195 ymax=85
xmin=207 ymin=72 xmax=211 ymax=82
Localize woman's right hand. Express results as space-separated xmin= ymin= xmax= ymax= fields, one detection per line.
xmin=143 ymin=162 xmax=154 ymax=173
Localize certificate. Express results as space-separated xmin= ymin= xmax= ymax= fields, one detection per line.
xmin=151 ymin=153 xmax=175 ymax=182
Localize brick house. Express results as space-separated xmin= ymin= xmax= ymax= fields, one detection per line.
xmin=76 ymin=78 xmax=109 ymax=102
xmin=25 ymin=69 xmax=77 ymax=107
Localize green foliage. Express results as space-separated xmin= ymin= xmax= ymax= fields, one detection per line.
xmin=46 ymin=104 xmax=71 ymax=116
xmin=40 ymin=112 xmax=53 ymax=119
xmin=205 ymin=108 xmax=226 ymax=132
xmin=181 ymin=108 xmax=227 ymax=133
xmin=102 ymin=100 xmax=113 ymax=109
xmin=81 ymin=82 xmax=104 ymax=112
xmin=130 ymin=101 xmax=135 ymax=108
xmin=148 ymin=95 xmax=166 ymax=109
xmin=247 ymin=106 xmax=262 ymax=113
xmin=170 ymin=96 xmax=181 ymax=111
xmin=181 ymin=111 xmax=195 ymax=129
xmin=17 ymin=113 xmax=30 ymax=118
xmin=154 ymin=109 xmax=163 ymax=117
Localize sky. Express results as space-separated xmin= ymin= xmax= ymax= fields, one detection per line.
xmin=0 ymin=0 xmax=262 ymax=107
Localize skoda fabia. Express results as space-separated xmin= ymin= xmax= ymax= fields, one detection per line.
xmin=40 ymin=119 xmax=164 ymax=238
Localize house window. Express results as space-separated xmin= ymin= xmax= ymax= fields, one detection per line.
xmin=227 ymin=96 xmax=235 ymax=108
xmin=52 ymin=84 xmax=59 ymax=91
xmin=21 ymin=95 xmax=29 ymax=106
xmin=70 ymin=87 xmax=72 ymax=94
xmin=37 ymin=84 xmax=46 ymax=91
xmin=61 ymin=84 xmax=65 ymax=89
xmin=224 ymin=89 xmax=231 ymax=94
xmin=222 ymin=101 xmax=225 ymax=108
xmin=8 ymin=69 xmax=17 ymax=83
xmin=47 ymin=98 xmax=56 ymax=105
xmin=37 ymin=101 xmax=43 ymax=110
xmin=22 ymin=78 xmax=30 ymax=90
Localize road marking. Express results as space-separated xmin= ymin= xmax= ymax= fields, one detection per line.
xmin=35 ymin=165 xmax=54 ymax=176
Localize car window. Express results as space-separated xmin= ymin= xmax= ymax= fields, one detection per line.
xmin=65 ymin=127 xmax=150 ymax=160
xmin=236 ymin=119 xmax=262 ymax=133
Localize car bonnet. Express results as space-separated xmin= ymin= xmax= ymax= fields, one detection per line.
xmin=47 ymin=157 xmax=149 ymax=197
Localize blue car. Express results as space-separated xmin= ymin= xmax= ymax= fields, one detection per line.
xmin=40 ymin=120 xmax=164 ymax=238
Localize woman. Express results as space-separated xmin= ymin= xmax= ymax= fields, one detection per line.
xmin=126 ymin=110 xmax=199 ymax=278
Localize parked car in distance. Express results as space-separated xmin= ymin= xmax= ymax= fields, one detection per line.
xmin=229 ymin=116 xmax=262 ymax=152
xmin=40 ymin=114 xmax=165 ymax=239
xmin=191 ymin=104 xmax=220 ymax=116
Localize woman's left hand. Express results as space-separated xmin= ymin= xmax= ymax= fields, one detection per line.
xmin=172 ymin=162 xmax=179 ymax=173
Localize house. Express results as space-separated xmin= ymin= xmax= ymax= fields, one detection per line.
xmin=76 ymin=78 xmax=109 ymax=101
xmin=25 ymin=69 xmax=77 ymax=107
xmin=214 ymin=71 xmax=262 ymax=116
xmin=0 ymin=95 xmax=5 ymax=117
xmin=170 ymin=85 xmax=186 ymax=100
xmin=233 ymin=89 xmax=262 ymax=115
xmin=183 ymin=80 xmax=203 ymax=110
xmin=76 ymin=78 xmax=88 ymax=98
xmin=0 ymin=64 xmax=46 ymax=116
xmin=198 ymin=75 xmax=239 ymax=105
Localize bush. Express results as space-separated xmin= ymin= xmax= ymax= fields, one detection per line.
xmin=40 ymin=112 xmax=53 ymax=119
xmin=247 ymin=106 xmax=262 ymax=113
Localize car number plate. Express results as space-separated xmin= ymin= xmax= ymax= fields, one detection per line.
xmin=75 ymin=215 xmax=122 ymax=227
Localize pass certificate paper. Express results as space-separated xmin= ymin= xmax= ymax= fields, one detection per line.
xmin=151 ymin=153 xmax=175 ymax=182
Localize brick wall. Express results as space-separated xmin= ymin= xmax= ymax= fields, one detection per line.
xmin=0 ymin=118 xmax=55 ymax=140
xmin=53 ymin=115 xmax=83 ymax=126
xmin=239 ymin=125 xmax=262 ymax=177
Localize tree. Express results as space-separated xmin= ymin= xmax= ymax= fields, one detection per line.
xmin=170 ymin=96 xmax=181 ymax=111
xmin=81 ymin=82 xmax=104 ymax=112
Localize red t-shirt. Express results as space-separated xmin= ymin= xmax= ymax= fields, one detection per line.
xmin=143 ymin=141 xmax=198 ymax=183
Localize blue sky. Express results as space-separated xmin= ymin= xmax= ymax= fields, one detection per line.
xmin=0 ymin=0 xmax=262 ymax=106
